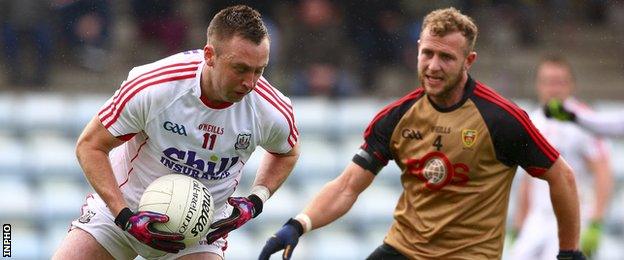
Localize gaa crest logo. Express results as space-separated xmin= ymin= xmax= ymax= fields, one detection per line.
xmin=235 ymin=133 xmax=251 ymax=150
xmin=462 ymin=129 xmax=477 ymax=148
xmin=405 ymin=151 xmax=470 ymax=190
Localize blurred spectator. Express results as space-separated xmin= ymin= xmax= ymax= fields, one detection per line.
xmin=130 ymin=0 xmax=188 ymax=55
xmin=343 ymin=0 xmax=408 ymax=91
xmin=1 ymin=0 xmax=54 ymax=87
xmin=283 ymin=0 xmax=359 ymax=98
xmin=54 ymin=0 xmax=111 ymax=72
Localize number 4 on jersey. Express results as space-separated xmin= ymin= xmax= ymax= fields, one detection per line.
xmin=433 ymin=135 xmax=443 ymax=151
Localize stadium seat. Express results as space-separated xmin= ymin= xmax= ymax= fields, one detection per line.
xmin=0 ymin=130 xmax=26 ymax=176
xmin=24 ymin=130 xmax=80 ymax=177
xmin=69 ymin=94 xmax=108 ymax=135
xmin=14 ymin=94 xmax=71 ymax=134
xmin=37 ymin=180 xmax=87 ymax=219
xmin=7 ymin=223 xmax=42 ymax=259
xmin=0 ymin=176 xmax=33 ymax=218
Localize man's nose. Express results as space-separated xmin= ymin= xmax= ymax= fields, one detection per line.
xmin=242 ymin=73 xmax=255 ymax=89
xmin=428 ymin=56 xmax=442 ymax=71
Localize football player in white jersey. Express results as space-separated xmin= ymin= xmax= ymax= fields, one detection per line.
xmin=510 ymin=55 xmax=613 ymax=259
xmin=53 ymin=5 xmax=300 ymax=260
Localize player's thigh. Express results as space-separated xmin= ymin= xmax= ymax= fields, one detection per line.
xmin=177 ymin=252 xmax=223 ymax=260
xmin=52 ymin=228 xmax=115 ymax=260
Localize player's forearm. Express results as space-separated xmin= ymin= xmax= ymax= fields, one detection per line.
xmin=301 ymin=178 xmax=358 ymax=230
xmin=549 ymin=169 xmax=581 ymax=250
xmin=76 ymin=145 xmax=127 ymax=216
xmin=253 ymin=146 xmax=299 ymax=194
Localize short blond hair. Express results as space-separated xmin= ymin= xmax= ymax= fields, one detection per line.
xmin=421 ymin=7 xmax=478 ymax=53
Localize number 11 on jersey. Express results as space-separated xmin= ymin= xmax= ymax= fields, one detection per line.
xmin=202 ymin=133 xmax=217 ymax=150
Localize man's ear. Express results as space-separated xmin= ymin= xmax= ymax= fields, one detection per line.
xmin=464 ymin=51 xmax=477 ymax=71
xmin=204 ymin=45 xmax=215 ymax=67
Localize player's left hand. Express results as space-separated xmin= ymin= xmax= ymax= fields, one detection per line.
xmin=206 ymin=195 xmax=263 ymax=244
xmin=557 ymin=250 xmax=586 ymax=260
xmin=581 ymin=221 xmax=603 ymax=258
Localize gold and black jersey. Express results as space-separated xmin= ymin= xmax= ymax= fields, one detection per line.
xmin=352 ymin=76 xmax=559 ymax=259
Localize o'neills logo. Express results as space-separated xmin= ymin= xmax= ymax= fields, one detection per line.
xmin=191 ymin=187 xmax=212 ymax=236
xmin=179 ymin=181 xmax=202 ymax=234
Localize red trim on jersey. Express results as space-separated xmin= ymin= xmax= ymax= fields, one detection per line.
xmin=98 ymin=62 xmax=201 ymax=117
xmin=103 ymin=74 xmax=196 ymax=129
xmin=100 ymin=67 xmax=198 ymax=124
xmin=257 ymin=78 xmax=299 ymax=136
xmin=473 ymin=84 xmax=559 ymax=162
xmin=116 ymin=133 xmax=136 ymax=141
xmin=525 ymin=166 xmax=548 ymax=177
xmin=199 ymin=95 xmax=233 ymax=109
xmin=253 ymin=86 xmax=298 ymax=147
xmin=363 ymin=88 xmax=424 ymax=139
xmin=119 ymin=139 xmax=149 ymax=188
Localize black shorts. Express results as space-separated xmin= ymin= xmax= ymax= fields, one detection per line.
xmin=366 ymin=243 xmax=408 ymax=260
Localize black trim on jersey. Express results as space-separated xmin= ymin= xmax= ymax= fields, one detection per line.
xmin=471 ymin=84 xmax=557 ymax=170
xmin=353 ymin=90 xmax=424 ymax=175
xmin=427 ymin=75 xmax=476 ymax=113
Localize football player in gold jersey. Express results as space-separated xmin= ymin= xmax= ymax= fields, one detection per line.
xmin=260 ymin=7 xmax=585 ymax=260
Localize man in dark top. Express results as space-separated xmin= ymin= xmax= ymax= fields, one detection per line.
xmin=259 ymin=7 xmax=585 ymax=260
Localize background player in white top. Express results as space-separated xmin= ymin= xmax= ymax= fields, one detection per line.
xmin=53 ymin=5 xmax=300 ymax=260
xmin=510 ymin=55 xmax=613 ymax=259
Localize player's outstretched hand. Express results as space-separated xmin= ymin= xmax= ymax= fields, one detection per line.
xmin=206 ymin=195 xmax=263 ymax=244
xmin=114 ymin=207 xmax=185 ymax=253
xmin=581 ymin=221 xmax=603 ymax=258
xmin=258 ymin=218 xmax=304 ymax=260
xmin=544 ymin=99 xmax=577 ymax=122
xmin=557 ymin=250 xmax=586 ymax=260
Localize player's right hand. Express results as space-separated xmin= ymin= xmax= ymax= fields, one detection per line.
xmin=544 ymin=99 xmax=577 ymax=122
xmin=114 ymin=207 xmax=186 ymax=253
xmin=258 ymin=218 xmax=305 ymax=260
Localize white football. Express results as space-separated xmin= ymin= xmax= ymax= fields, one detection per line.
xmin=138 ymin=174 xmax=214 ymax=246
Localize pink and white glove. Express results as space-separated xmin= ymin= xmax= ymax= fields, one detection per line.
xmin=114 ymin=208 xmax=186 ymax=253
xmin=206 ymin=195 xmax=263 ymax=244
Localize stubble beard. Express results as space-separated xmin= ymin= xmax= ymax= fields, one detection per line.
xmin=419 ymin=65 xmax=465 ymax=102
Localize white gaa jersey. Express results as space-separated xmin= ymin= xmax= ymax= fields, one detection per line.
xmin=97 ymin=50 xmax=298 ymax=211
xmin=524 ymin=108 xmax=606 ymax=224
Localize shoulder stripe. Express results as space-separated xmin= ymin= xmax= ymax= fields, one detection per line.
xmin=253 ymin=86 xmax=298 ymax=147
xmin=101 ymin=73 xmax=196 ymax=128
xmin=474 ymin=84 xmax=559 ymax=162
xmin=364 ymin=88 xmax=424 ymax=139
xmin=257 ymin=78 xmax=299 ymax=136
xmin=99 ymin=64 xmax=199 ymax=119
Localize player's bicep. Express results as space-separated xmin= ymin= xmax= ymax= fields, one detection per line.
xmin=535 ymin=156 xmax=572 ymax=183
xmin=77 ymin=116 xmax=126 ymax=154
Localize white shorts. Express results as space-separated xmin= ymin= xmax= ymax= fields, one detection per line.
xmin=70 ymin=194 xmax=229 ymax=260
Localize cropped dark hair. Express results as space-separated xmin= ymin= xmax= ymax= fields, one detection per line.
xmin=206 ymin=5 xmax=268 ymax=52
